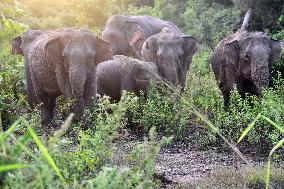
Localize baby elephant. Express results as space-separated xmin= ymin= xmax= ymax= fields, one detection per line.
xmin=96 ymin=55 xmax=160 ymax=101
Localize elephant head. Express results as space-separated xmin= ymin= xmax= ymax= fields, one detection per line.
xmin=141 ymin=30 xmax=197 ymax=90
xmin=12 ymin=30 xmax=44 ymax=55
xmin=12 ymin=36 xmax=23 ymax=55
xmin=102 ymin=15 xmax=144 ymax=56
xmin=44 ymin=29 xmax=112 ymax=113
xmin=224 ymin=32 xmax=282 ymax=95
xmin=131 ymin=60 xmax=159 ymax=91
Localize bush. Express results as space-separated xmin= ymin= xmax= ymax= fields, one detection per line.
xmin=0 ymin=15 xmax=27 ymax=127
xmin=128 ymin=86 xmax=191 ymax=141
xmin=1 ymin=93 xmax=170 ymax=188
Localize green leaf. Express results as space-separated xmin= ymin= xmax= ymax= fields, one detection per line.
xmin=269 ymin=138 xmax=284 ymax=157
xmin=0 ymin=164 xmax=29 ymax=172
xmin=22 ymin=119 xmax=66 ymax=184
xmin=261 ymin=115 xmax=284 ymax=134
xmin=237 ymin=113 xmax=261 ymax=144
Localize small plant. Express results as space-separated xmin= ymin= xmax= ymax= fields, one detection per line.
xmin=128 ymin=85 xmax=190 ymax=140
xmin=88 ymin=127 xmax=172 ymax=189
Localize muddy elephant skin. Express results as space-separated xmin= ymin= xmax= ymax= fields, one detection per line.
xmin=12 ymin=30 xmax=45 ymax=108
xmin=96 ymin=55 xmax=159 ymax=101
xmin=210 ymin=9 xmax=282 ymax=108
xmin=28 ymin=28 xmax=112 ymax=125
xmin=102 ymin=15 xmax=183 ymax=58
xmin=141 ymin=29 xmax=197 ymax=91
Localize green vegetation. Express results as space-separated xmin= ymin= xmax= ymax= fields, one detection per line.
xmin=0 ymin=0 xmax=284 ymax=188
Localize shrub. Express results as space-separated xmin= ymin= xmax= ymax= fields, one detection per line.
xmin=1 ymin=93 xmax=169 ymax=188
xmin=128 ymin=86 xmax=191 ymax=141
xmin=0 ymin=15 xmax=27 ymax=128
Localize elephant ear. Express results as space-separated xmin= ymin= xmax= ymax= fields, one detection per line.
xmin=182 ymin=36 xmax=197 ymax=68
xmin=43 ymin=36 xmax=63 ymax=63
xmin=224 ymin=40 xmax=239 ymax=67
xmin=12 ymin=36 xmax=23 ymax=55
xmin=126 ymin=21 xmax=144 ymax=47
xmin=141 ymin=36 xmax=157 ymax=62
xmin=269 ymin=39 xmax=282 ymax=64
xmin=95 ymin=37 xmax=112 ymax=63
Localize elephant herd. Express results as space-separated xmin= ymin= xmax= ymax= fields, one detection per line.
xmin=11 ymin=10 xmax=283 ymax=126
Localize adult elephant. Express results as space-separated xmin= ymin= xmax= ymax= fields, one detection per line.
xmin=141 ymin=28 xmax=197 ymax=91
xmin=12 ymin=30 xmax=45 ymax=108
xmin=96 ymin=55 xmax=160 ymax=101
xmin=102 ymin=15 xmax=183 ymax=58
xmin=210 ymin=9 xmax=283 ymax=108
xmin=28 ymin=28 xmax=112 ymax=125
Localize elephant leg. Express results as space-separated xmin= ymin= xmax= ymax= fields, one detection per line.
xmin=121 ymin=77 xmax=136 ymax=95
xmin=40 ymin=95 xmax=56 ymax=126
xmin=31 ymin=70 xmax=56 ymax=126
xmin=178 ymin=67 xmax=186 ymax=92
xmin=219 ymin=82 xmax=231 ymax=110
xmin=84 ymin=75 xmax=96 ymax=109
xmin=24 ymin=56 xmax=38 ymax=108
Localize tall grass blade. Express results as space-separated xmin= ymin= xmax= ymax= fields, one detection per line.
xmin=0 ymin=164 xmax=28 ymax=172
xmin=21 ymin=119 xmax=66 ymax=184
xmin=266 ymin=138 xmax=284 ymax=189
xmin=261 ymin=115 xmax=284 ymax=134
xmin=0 ymin=117 xmax=22 ymax=146
xmin=0 ymin=111 xmax=2 ymax=133
xmin=237 ymin=113 xmax=261 ymax=144
xmin=266 ymin=159 xmax=271 ymax=189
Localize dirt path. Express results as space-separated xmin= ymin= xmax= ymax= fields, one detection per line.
xmin=156 ymin=145 xmax=234 ymax=184
xmin=113 ymin=138 xmax=284 ymax=188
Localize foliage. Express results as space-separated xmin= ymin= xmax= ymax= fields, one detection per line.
xmin=182 ymin=0 xmax=241 ymax=48
xmin=233 ymin=0 xmax=284 ymax=32
xmin=1 ymin=93 xmax=169 ymax=188
xmin=0 ymin=12 xmax=27 ymax=127
xmin=128 ymin=86 xmax=190 ymax=140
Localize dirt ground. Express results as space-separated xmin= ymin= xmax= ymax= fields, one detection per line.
xmin=112 ymin=137 xmax=284 ymax=189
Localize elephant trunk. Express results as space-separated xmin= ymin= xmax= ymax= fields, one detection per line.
xmin=251 ymin=63 xmax=269 ymax=94
xmin=69 ymin=65 xmax=87 ymax=116
xmin=250 ymin=47 xmax=270 ymax=94
xmin=24 ymin=55 xmax=38 ymax=108
xmin=161 ymin=65 xmax=178 ymax=88
xmin=159 ymin=56 xmax=179 ymax=88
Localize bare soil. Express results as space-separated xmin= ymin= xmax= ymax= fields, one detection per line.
xmin=112 ymin=137 xmax=284 ymax=189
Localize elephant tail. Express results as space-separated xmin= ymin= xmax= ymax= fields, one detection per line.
xmin=241 ymin=8 xmax=252 ymax=31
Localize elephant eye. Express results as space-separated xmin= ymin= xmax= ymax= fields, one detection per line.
xmin=244 ymin=54 xmax=250 ymax=61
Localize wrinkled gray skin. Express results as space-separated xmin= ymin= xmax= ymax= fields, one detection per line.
xmin=141 ymin=29 xmax=197 ymax=91
xmin=102 ymin=15 xmax=183 ymax=58
xmin=96 ymin=55 xmax=159 ymax=101
xmin=28 ymin=28 xmax=112 ymax=125
xmin=12 ymin=30 xmax=44 ymax=108
xmin=210 ymin=9 xmax=282 ymax=108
